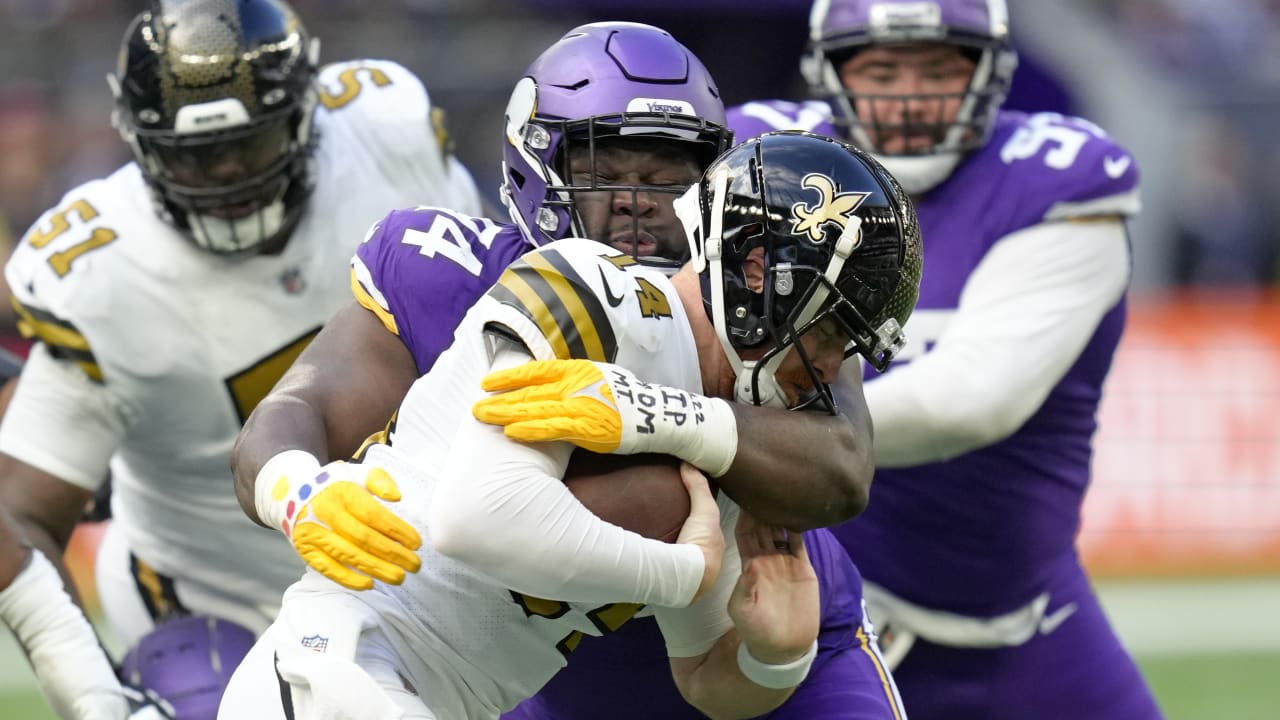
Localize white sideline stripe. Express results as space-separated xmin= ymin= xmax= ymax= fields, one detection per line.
xmin=1095 ymin=577 xmax=1280 ymax=656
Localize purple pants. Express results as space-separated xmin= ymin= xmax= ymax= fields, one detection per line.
xmin=887 ymin=562 xmax=1163 ymax=720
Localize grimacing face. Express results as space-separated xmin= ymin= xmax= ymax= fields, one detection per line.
xmin=838 ymin=42 xmax=977 ymax=155
xmin=749 ymin=315 xmax=852 ymax=409
xmin=567 ymin=137 xmax=702 ymax=260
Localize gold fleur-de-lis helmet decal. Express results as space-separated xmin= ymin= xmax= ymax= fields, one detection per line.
xmin=789 ymin=173 xmax=869 ymax=244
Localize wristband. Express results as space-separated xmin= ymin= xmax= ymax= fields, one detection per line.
xmin=735 ymin=639 xmax=818 ymax=690
xmin=674 ymin=395 xmax=738 ymax=478
xmin=255 ymin=449 xmax=322 ymax=534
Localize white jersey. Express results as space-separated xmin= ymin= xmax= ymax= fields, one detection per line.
xmin=0 ymin=59 xmax=482 ymax=612
xmin=273 ymin=239 xmax=741 ymax=718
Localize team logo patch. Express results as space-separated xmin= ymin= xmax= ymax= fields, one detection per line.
xmin=300 ymin=634 xmax=329 ymax=652
xmin=790 ymin=173 xmax=869 ymax=244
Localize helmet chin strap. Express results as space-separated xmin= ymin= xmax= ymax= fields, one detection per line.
xmin=740 ymin=213 xmax=861 ymax=409
xmin=689 ymin=170 xmax=790 ymax=410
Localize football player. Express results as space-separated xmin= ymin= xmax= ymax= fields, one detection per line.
xmin=0 ymin=0 xmax=480 ymax=716
xmin=728 ymin=1 xmax=1164 ymax=717
xmin=229 ymin=23 xmax=913 ymax=719
xmin=220 ymin=129 xmax=920 ymax=720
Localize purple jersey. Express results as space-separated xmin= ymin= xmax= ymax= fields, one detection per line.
xmin=354 ymin=207 xmax=902 ymax=718
xmin=730 ymin=102 xmax=1161 ymax=719
xmin=730 ymin=100 xmax=1138 ymax=614
xmin=352 ymin=207 xmax=535 ymax=374
xmin=845 ymin=110 xmax=1136 ymax=615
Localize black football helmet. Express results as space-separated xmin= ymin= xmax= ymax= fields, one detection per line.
xmin=110 ymin=0 xmax=319 ymax=255
xmin=677 ymin=131 xmax=921 ymax=412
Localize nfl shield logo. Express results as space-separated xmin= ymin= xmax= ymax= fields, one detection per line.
xmin=300 ymin=634 xmax=329 ymax=652
xmin=280 ymin=267 xmax=307 ymax=294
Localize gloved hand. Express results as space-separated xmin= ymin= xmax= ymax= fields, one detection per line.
xmin=255 ymin=451 xmax=422 ymax=591
xmin=122 ymin=684 xmax=175 ymax=720
xmin=472 ymin=359 xmax=739 ymax=477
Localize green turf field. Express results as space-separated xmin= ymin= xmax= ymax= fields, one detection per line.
xmin=1141 ymin=652 xmax=1280 ymax=720
xmin=3 ymin=652 xmax=1278 ymax=719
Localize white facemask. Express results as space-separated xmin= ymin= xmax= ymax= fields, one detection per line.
xmin=188 ymin=200 xmax=286 ymax=254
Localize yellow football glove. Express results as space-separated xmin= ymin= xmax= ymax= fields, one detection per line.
xmin=472 ymin=359 xmax=739 ymax=477
xmin=255 ymin=451 xmax=422 ymax=591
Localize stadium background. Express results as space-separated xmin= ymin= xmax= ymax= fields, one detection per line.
xmin=1 ymin=0 xmax=1276 ymax=717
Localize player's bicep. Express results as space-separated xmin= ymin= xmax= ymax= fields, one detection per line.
xmin=286 ymin=301 xmax=418 ymax=461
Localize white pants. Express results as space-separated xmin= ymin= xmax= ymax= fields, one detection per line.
xmin=218 ymin=593 xmax=436 ymax=720
xmin=95 ymin=520 xmax=280 ymax=650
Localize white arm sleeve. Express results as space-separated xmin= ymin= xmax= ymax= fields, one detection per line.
xmin=651 ymin=498 xmax=742 ymax=658
xmin=0 ymin=549 xmax=129 ymax=720
xmin=428 ymin=344 xmax=706 ymax=608
xmin=0 ymin=344 xmax=129 ymax=489
xmin=867 ymin=219 xmax=1130 ymax=467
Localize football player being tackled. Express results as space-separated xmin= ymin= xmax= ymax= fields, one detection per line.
xmin=729 ymin=1 xmax=1162 ymax=718
xmin=224 ymin=23 xmax=919 ymax=720
xmin=0 ymin=1 xmax=480 ymax=718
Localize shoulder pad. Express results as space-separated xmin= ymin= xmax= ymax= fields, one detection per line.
xmin=4 ymin=178 xmax=132 ymax=382
xmin=727 ymin=100 xmax=838 ymax=143
xmin=351 ymin=208 xmax=532 ymax=372
xmin=484 ymin=239 xmax=676 ymax=363
xmin=987 ymin=112 xmax=1141 ymax=225
xmin=315 ymin=59 xmax=454 ymax=163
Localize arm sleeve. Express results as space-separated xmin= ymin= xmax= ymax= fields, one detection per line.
xmin=866 ymin=218 xmax=1130 ymax=467
xmin=427 ymin=343 xmax=706 ymax=608
xmin=0 ymin=344 xmax=129 ymax=489
xmin=0 ymin=549 xmax=129 ymax=719
xmin=651 ymin=499 xmax=742 ymax=658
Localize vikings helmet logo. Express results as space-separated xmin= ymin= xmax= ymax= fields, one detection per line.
xmin=789 ymin=173 xmax=869 ymax=243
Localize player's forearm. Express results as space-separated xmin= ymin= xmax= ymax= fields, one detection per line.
xmin=718 ymin=402 xmax=872 ymax=530
xmin=233 ymin=390 xmax=331 ymax=527
xmin=671 ymin=630 xmax=796 ymax=720
xmin=431 ymin=423 xmax=705 ymax=607
xmin=0 ymin=548 xmax=129 ymax=719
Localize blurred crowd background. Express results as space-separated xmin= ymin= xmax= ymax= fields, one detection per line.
xmin=4 ymin=0 xmax=1280 ymax=295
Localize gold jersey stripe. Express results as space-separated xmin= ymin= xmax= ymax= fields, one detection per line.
xmin=10 ymin=296 xmax=103 ymax=381
xmin=352 ymin=411 xmax=398 ymax=462
xmin=856 ymin=625 xmax=905 ymax=720
xmin=349 ymin=269 xmax=399 ymax=335
xmin=10 ymin=295 xmax=91 ymax=352
xmin=488 ymin=249 xmax=617 ymax=362
xmin=489 ymin=270 xmax=572 ymax=359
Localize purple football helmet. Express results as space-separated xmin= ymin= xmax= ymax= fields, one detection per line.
xmin=802 ymin=0 xmax=1018 ymax=192
xmin=119 ymin=615 xmax=256 ymax=720
xmin=501 ymin=22 xmax=732 ymax=263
